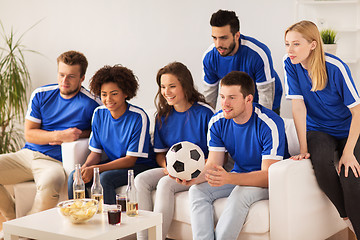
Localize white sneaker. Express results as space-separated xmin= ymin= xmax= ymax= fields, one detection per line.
xmin=0 ymin=230 xmax=4 ymax=240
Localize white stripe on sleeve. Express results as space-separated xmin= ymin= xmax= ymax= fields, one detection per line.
xmin=129 ymin=106 xmax=148 ymax=154
xmin=326 ymin=56 xmax=360 ymax=107
xmin=202 ymin=43 xmax=217 ymax=86
xmin=25 ymin=85 xmax=59 ymax=123
xmin=254 ymin=107 xmax=281 ymax=160
xmin=242 ymin=39 xmax=274 ymax=84
xmin=197 ymin=101 xmax=215 ymax=114
xmin=207 ymin=112 xmax=224 ymax=147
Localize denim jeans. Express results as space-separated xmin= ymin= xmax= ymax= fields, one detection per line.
xmin=68 ymin=163 xmax=153 ymax=204
xmin=189 ymin=182 xmax=268 ymax=240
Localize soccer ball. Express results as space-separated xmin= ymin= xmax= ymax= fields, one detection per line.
xmin=166 ymin=141 xmax=205 ymax=181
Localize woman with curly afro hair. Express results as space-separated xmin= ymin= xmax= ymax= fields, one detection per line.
xmin=68 ymin=65 xmax=156 ymax=204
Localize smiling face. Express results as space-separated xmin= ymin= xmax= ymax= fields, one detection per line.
xmin=212 ymin=25 xmax=240 ymax=57
xmin=100 ymin=82 xmax=128 ymax=119
xmin=57 ymin=62 xmax=84 ymax=99
xmin=160 ymin=73 xmax=190 ymax=112
xmin=285 ymin=30 xmax=317 ymax=69
xmin=220 ymin=85 xmax=253 ymax=124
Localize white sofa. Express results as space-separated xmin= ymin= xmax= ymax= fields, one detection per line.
xmin=6 ymin=118 xmax=348 ymax=240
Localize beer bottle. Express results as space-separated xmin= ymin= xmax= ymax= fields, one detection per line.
xmin=126 ymin=169 xmax=138 ymax=216
xmin=91 ymin=167 xmax=103 ymax=213
xmin=73 ymin=164 xmax=85 ymax=199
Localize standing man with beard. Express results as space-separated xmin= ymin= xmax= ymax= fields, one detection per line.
xmin=0 ymin=51 xmax=101 ymax=225
xmin=203 ymin=9 xmax=283 ymax=114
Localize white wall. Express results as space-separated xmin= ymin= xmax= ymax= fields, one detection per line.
xmin=0 ymin=0 xmax=296 ymax=118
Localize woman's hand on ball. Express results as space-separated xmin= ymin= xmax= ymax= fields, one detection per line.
xmin=176 ymin=177 xmax=196 ymax=186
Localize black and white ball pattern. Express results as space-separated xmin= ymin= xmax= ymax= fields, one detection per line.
xmin=166 ymin=141 xmax=205 ymax=181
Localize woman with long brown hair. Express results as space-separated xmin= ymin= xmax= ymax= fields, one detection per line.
xmin=135 ymin=62 xmax=214 ymax=240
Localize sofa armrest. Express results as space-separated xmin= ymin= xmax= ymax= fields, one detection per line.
xmin=269 ymin=159 xmax=347 ymax=240
xmin=61 ymin=138 xmax=90 ymax=176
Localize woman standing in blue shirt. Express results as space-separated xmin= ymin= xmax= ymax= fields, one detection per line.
xmin=68 ymin=65 xmax=155 ymax=204
xmin=284 ymin=20 xmax=360 ymax=237
xmin=135 ymin=62 xmax=214 ymax=240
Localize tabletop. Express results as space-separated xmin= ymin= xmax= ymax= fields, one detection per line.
xmin=3 ymin=207 xmax=162 ymax=240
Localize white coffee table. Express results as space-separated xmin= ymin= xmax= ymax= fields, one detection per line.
xmin=3 ymin=208 xmax=162 ymax=240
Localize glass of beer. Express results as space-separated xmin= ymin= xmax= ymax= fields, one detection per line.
xmin=116 ymin=193 xmax=127 ymax=212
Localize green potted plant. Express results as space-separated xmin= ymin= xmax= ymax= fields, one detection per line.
xmin=320 ymin=29 xmax=337 ymax=55
xmin=0 ymin=21 xmax=38 ymax=153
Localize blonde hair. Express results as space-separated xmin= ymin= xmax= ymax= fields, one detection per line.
xmin=285 ymin=20 xmax=327 ymax=91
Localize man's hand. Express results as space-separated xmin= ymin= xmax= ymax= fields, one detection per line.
xmin=205 ymin=164 xmax=230 ymax=187
xmin=25 ymin=119 xmax=84 ymax=145
xmin=54 ymin=128 xmax=82 ymax=144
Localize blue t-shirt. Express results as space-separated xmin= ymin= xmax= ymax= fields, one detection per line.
xmin=89 ymin=103 xmax=155 ymax=166
xmin=24 ymin=84 xmax=101 ymax=161
xmin=154 ymin=102 xmax=214 ymax=158
xmin=203 ymin=34 xmax=282 ymax=110
xmin=208 ymin=103 xmax=289 ymax=173
xmin=284 ymin=53 xmax=360 ymax=139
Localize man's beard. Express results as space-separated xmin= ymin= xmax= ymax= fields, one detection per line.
xmin=218 ymin=39 xmax=236 ymax=57
xmin=60 ymin=87 xmax=80 ymax=97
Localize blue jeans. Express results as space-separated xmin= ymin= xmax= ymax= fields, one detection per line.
xmin=189 ymin=182 xmax=269 ymax=240
xmin=68 ymin=164 xmax=153 ymax=204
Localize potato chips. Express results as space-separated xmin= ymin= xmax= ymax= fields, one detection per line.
xmin=58 ymin=199 xmax=98 ymax=224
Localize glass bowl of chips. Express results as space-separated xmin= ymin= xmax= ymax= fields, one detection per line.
xmin=57 ymin=199 xmax=98 ymax=224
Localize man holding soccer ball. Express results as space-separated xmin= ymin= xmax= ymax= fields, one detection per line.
xmin=180 ymin=71 xmax=289 ymax=240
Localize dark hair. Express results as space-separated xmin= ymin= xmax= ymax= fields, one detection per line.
xmin=221 ymin=71 xmax=255 ymax=98
xmin=210 ymin=9 xmax=240 ymax=35
xmin=89 ymin=65 xmax=139 ymax=100
xmin=155 ymin=61 xmax=207 ymax=123
xmin=57 ymin=51 xmax=88 ymax=77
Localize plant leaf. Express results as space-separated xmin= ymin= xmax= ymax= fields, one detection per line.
xmin=0 ymin=20 xmax=42 ymax=153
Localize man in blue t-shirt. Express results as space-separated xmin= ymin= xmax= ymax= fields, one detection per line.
xmin=203 ymin=9 xmax=282 ymax=114
xmin=182 ymin=71 xmax=288 ymax=239
xmin=0 ymin=51 xmax=101 ymax=222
